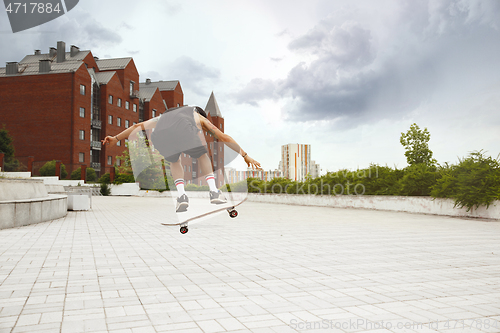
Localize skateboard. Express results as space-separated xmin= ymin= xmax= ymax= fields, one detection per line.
xmin=161 ymin=197 xmax=247 ymax=234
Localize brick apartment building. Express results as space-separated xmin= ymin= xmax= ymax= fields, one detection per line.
xmin=0 ymin=41 xmax=225 ymax=186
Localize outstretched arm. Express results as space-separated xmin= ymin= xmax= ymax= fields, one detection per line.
xmin=102 ymin=118 xmax=158 ymax=146
xmin=200 ymin=116 xmax=261 ymax=169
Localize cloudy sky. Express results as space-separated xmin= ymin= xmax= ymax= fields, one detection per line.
xmin=1 ymin=0 xmax=499 ymax=173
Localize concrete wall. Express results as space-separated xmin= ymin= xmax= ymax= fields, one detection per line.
xmin=248 ymin=193 xmax=500 ymax=220
xmin=0 ymin=179 xmax=67 ymax=229
xmin=0 ymin=172 xmax=31 ymax=178
xmin=0 ymin=178 xmax=48 ymax=200
xmin=110 ymin=183 xmax=140 ymax=196
xmin=137 ymin=190 xmax=500 ymax=220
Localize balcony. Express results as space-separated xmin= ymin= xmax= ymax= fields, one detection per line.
xmin=90 ymin=141 xmax=101 ymax=150
xmin=90 ymin=162 xmax=101 ymax=169
xmin=130 ymin=90 xmax=139 ymax=99
xmin=91 ymin=119 xmax=102 ymax=129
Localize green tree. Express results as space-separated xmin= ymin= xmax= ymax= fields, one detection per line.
xmin=0 ymin=124 xmax=15 ymax=158
xmin=117 ymin=140 xmax=170 ymax=190
xmin=400 ymin=123 xmax=436 ymax=166
xmin=39 ymin=160 xmax=68 ymax=178
xmin=70 ymin=167 xmax=97 ymax=182
xmin=0 ymin=124 xmax=20 ymax=171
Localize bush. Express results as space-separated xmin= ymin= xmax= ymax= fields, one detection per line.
xmin=100 ymin=183 xmax=110 ymax=196
xmin=431 ymin=151 xmax=500 ymax=211
xmin=3 ymin=157 xmax=20 ymax=172
xmin=97 ymin=172 xmax=135 ymax=185
xmin=398 ymin=163 xmax=438 ymax=196
xmin=185 ymin=183 xmax=210 ymax=191
xmin=247 ymin=178 xmax=264 ymax=193
xmin=70 ymin=167 xmax=97 ymax=182
xmin=222 ymin=179 xmax=248 ymax=192
xmin=362 ymin=165 xmax=404 ymax=195
xmin=39 ymin=160 xmax=68 ymax=179
xmin=98 ymin=172 xmax=110 ymax=184
xmin=113 ymin=173 xmax=135 ymax=184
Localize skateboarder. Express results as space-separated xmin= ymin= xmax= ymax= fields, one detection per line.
xmin=102 ymin=106 xmax=261 ymax=212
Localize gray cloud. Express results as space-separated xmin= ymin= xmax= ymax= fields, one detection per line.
xmin=289 ymin=20 xmax=375 ymax=68
xmin=0 ymin=8 xmax=122 ymax=65
xmin=165 ymin=56 xmax=220 ymax=96
xmin=233 ymin=0 xmax=500 ymax=129
xmin=233 ymin=78 xmax=281 ymax=107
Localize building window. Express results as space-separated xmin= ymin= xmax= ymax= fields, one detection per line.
xmin=125 ymin=120 xmax=129 ymax=128
xmin=80 ymin=85 xmax=85 ymax=95
xmin=133 ymin=122 xmax=137 ymax=126
xmin=107 ymin=156 xmax=112 ymax=165
xmin=152 ymin=109 xmax=156 ymax=117
xmin=79 ymin=107 xmax=85 ymax=118
xmin=108 ymin=95 xmax=113 ymax=104
xmin=177 ymin=103 xmax=180 ymax=107
xmin=117 ymin=98 xmax=122 ymax=107
xmin=108 ymin=115 xmax=112 ymax=124
xmin=117 ymin=118 xmax=121 ymax=127
xmin=79 ymin=130 xmax=85 ymax=140
xmin=130 ymin=81 xmax=134 ymax=95
xmin=79 ymin=153 xmax=84 ymax=163
xmin=133 ymin=104 xmax=137 ymax=112
xmin=117 ymin=140 xmax=121 ymax=146
xmin=116 ymin=159 xmax=121 ymax=166
xmin=125 ymin=101 xmax=130 ymax=110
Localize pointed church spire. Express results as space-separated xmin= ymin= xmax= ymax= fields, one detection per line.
xmin=204 ymin=91 xmax=223 ymax=118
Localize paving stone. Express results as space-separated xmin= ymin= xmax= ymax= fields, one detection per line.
xmin=0 ymin=196 xmax=499 ymax=333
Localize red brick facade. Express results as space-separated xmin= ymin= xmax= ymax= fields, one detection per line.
xmin=0 ymin=41 xmax=225 ymax=186
xmin=160 ymin=84 xmax=183 ymax=109
xmin=0 ymin=43 xmax=168 ymax=178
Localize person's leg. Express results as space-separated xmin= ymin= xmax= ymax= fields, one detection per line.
xmin=198 ymin=153 xmax=213 ymax=178
xmin=197 ymin=153 xmax=226 ymax=204
xmin=169 ymin=156 xmax=188 ymax=211
xmin=170 ymin=157 xmax=184 ymax=185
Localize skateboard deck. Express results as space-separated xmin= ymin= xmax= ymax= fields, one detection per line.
xmin=161 ymin=197 xmax=247 ymax=233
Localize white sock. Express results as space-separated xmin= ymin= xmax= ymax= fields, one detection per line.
xmin=174 ymin=178 xmax=186 ymax=196
xmin=205 ymin=174 xmax=217 ymax=192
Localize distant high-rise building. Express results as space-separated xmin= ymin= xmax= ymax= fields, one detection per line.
xmin=280 ymin=143 xmax=311 ymax=181
xmin=310 ymin=160 xmax=321 ymax=179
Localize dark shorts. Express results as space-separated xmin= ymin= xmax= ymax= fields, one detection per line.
xmin=164 ymin=145 xmax=208 ymax=162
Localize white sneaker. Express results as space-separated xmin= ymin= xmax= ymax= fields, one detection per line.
xmin=209 ymin=190 xmax=227 ymax=204
xmin=176 ymin=194 xmax=189 ymax=212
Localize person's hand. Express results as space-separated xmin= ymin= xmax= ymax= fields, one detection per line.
xmin=102 ymin=136 xmax=118 ymax=146
xmin=244 ymin=155 xmax=261 ymax=170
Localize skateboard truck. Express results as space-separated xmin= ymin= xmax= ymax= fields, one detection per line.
xmin=177 ymin=207 xmax=238 ymax=234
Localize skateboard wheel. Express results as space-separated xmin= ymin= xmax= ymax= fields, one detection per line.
xmin=229 ymin=210 xmax=238 ymax=218
xmin=180 ymin=226 xmax=188 ymax=234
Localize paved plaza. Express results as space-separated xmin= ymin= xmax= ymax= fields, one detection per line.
xmin=1 ymin=196 xmax=500 ymax=333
